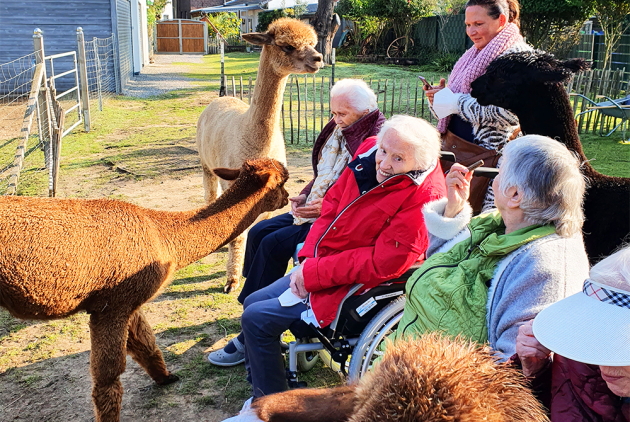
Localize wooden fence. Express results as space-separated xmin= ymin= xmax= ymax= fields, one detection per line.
xmin=222 ymin=69 xmax=628 ymax=144
xmin=222 ymin=74 xmax=440 ymax=144
xmin=566 ymin=67 xmax=628 ymax=135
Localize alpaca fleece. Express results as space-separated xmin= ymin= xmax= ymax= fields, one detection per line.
xmin=0 ymin=158 xmax=289 ymax=422
xmin=251 ymin=334 xmax=549 ymax=422
xmin=471 ymin=50 xmax=630 ymax=263
xmin=196 ymin=18 xmax=321 ymax=293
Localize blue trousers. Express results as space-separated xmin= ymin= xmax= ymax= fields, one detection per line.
xmin=238 ymin=212 xmax=311 ymax=304
xmin=241 ymin=275 xmax=307 ymax=398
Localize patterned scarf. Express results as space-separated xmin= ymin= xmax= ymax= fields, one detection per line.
xmin=437 ymin=22 xmax=523 ymax=133
xmin=293 ymin=126 xmax=352 ymax=225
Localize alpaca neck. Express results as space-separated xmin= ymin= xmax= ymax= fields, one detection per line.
xmin=244 ymin=47 xmax=288 ymax=152
xmin=517 ymin=84 xmax=592 ymax=169
xmin=158 ymin=180 xmax=271 ymax=269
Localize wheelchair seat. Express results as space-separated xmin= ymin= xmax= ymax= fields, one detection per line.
xmin=286 ymin=264 xmax=419 ymax=385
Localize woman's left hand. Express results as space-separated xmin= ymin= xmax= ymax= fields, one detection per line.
xmin=290 ymin=264 xmax=309 ymax=299
xmin=293 ymin=198 xmax=323 ymax=219
xmin=516 ymin=320 xmax=551 ymax=377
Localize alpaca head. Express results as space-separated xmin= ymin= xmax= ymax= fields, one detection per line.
xmin=242 ymin=18 xmax=323 ymax=75
xmin=471 ymin=50 xmax=589 ymax=114
xmin=350 ymin=334 xmax=549 ymax=422
xmin=213 ymin=158 xmax=290 ymax=212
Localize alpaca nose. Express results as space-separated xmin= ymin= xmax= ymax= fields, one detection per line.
xmin=313 ymin=54 xmax=323 ymax=62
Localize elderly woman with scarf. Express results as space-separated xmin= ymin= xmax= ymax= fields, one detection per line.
xmin=209 ymin=79 xmax=385 ymax=367
xmin=425 ymin=0 xmax=531 ymax=213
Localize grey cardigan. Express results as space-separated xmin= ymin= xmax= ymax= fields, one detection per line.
xmin=422 ymin=198 xmax=589 ymax=359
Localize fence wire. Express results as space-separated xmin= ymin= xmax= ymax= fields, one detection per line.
xmin=0 ymin=52 xmax=48 ymax=196
xmin=85 ymin=35 xmax=118 ymax=117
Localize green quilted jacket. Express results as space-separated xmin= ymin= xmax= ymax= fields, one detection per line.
xmin=393 ymin=210 xmax=555 ymax=344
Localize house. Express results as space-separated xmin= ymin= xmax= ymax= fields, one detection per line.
xmin=190 ymin=0 xmax=318 ymax=35
xmin=0 ymin=0 xmax=151 ymax=92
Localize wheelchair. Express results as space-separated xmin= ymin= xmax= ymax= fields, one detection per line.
xmin=284 ymin=153 xmax=499 ymax=385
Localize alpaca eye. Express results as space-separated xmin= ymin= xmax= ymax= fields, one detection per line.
xmin=281 ymin=45 xmax=295 ymax=53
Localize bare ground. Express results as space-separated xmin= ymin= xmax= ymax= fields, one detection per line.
xmin=0 ymin=55 xmax=323 ymax=422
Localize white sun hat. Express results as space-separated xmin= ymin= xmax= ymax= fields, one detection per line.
xmin=532 ymin=277 xmax=630 ymax=366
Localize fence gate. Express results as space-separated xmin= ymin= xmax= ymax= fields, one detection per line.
xmin=157 ymin=19 xmax=207 ymax=54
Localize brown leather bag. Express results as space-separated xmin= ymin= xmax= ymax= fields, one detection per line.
xmin=440 ymin=130 xmax=501 ymax=215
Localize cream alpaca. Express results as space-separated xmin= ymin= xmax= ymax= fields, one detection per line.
xmin=196 ymin=18 xmax=323 ymax=293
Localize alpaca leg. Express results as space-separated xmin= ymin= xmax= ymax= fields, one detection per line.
xmin=126 ymin=309 xmax=179 ymax=385
xmin=225 ymin=232 xmax=246 ymax=293
xmin=88 ymin=313 xmax=129 ymax=422
xmin=202 ymin=165 xmax=219 ymax=204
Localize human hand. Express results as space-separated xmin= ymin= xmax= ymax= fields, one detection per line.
xmin=289 ymin=264 xmax=308 ymax=299
xmin=293 ymin=198 xmax=322 ymax=219
xmin=290 ymin=194 xmax=307 ymax=214
xmin=516 ymin=320 xmax=551 ymax=377
xmin=424 ymin=78 xmax=446 ymax=105
xmin=444 ymin=163 xmax=473 ymax=218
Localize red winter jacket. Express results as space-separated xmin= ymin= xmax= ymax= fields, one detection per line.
xmin=297 ymin=137 xmax=447 ymax=327
xmin=551 ymin=356 xmax=630 ymax=422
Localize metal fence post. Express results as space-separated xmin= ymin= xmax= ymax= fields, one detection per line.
xmin=331 ymin=48 xmax=335 ymax=86
xmin=77 ymin=27 xmax=91 ymax=132
xmin=112 ymin=32 xmax=121 ymax=94
xmin=93 ymin=37 xmax=103 ymax=111
xmin=219 ymin=42 xmax=225 ymax=96
xmin=33 ymin=28 xmax=53 ymax=168
xmin=178 ymin=19 xmax=183 ymax=54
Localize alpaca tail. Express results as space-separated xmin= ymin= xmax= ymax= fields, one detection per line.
xmin=252 ymin=385 xmax=357 ymax=422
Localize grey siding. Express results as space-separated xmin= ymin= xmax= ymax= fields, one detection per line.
xmin=0 ymin=0 xmax=114 ymax=91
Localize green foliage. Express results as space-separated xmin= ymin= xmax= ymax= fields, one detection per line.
xmin=431 ymin=51 xmax=459 ymax=71
xmin=256 ymin=8 xmax=298 ymax=32
xmin=520 ymin=0 xmax=597 ymax=50
xmin=206 ymin=12 xmax=241 ymax=39
xmin=594 ymin=0 xmax=630 ymax=69
xmin=148 ymin=0 xmax=169 ymax=26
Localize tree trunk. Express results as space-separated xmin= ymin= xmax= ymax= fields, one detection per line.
xmin=311 ymin=0 xmax=340 ymax=64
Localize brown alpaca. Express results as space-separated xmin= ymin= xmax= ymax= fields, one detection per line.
xmin=196 ymin=18 xmax=323 ymax=293
xmin=0 ymin=158 xmax=289 ymax=422
xmin=252 ymin=334 xmax=549 ymax=422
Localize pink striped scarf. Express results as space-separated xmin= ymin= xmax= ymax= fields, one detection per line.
xmin=437 ymin=22 xmax=523 ymax=133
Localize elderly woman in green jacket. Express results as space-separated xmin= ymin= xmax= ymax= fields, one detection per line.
xmin=394 ymin=134 xmax=590 ymax=359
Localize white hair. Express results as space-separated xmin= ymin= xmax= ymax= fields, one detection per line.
xmin=375 ymin=115 xmax=441 ymax=171
xmin=330 ymin=79 xmax=378 ymax=113
xmin=590 ymin=245 xmax=630 ymax=292
xmin=498 ymin=135 xmax=586 ymax=238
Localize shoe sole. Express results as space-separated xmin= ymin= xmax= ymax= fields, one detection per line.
xmin=207 ymin=354 xmax=245 ymax=367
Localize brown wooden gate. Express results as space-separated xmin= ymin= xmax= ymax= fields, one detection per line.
xmin=157 ymin=19 xmax=207 ymax=54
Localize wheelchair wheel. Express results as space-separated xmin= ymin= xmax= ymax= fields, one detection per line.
xmin=346 ymin=296 xmax=406 ymax=383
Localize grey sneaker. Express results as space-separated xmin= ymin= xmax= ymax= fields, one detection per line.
xmin=208 ymin=340 xmax=246 ymax=366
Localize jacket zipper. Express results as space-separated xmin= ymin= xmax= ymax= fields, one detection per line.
xmin=400 ymin=229 xmax=476 ymax=338
xmin=313 ymin=173 xmax=412 ymax=258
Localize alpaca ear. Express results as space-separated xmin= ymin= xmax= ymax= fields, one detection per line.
xmin=213 ymin=167 xmax=241 ymax=181
xmin=563 ymin=58 xmax=591 ymax=73
xmin=242 ymin=32 xmax=274 ymax=46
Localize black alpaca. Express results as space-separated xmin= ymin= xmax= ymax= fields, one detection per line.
xmin=471 ymin=50 xmax=630 ymax=263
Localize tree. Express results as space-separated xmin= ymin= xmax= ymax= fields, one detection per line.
xmin=594 ymin=0 xmax=630 ymax=69
xmin=206 ymin=12 xmax=241 ymax=39
xmin=434 ymin=0 xmax=467 ymax=53
xmin=311 ymin=0 xmax=341 ymax=64
xmin=520 ymin=0 xmax=596 ymax=55
xmin=148 ymin=0 xmax=169 ymax=26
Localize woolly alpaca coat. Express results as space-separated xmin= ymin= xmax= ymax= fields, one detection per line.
xmin=228 ymin=334 xmax=550 ymax=422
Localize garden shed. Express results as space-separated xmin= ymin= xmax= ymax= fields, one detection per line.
xmin=0 ymin=0 xmax=151 ymax=92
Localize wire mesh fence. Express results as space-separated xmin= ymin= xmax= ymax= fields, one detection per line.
xmin=0 ymin=52 xmax=49 ymax=196
xmin=85 ymin=34 xmax=118 ymax=114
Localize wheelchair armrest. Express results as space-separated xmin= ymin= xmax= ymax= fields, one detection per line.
xmin=440 ymin=151 xmax=456 ymax=162
xmin=473 ymin=167 xmax=499 ymax=179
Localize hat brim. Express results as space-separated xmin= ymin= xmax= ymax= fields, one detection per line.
xmin=532 ymin=291 xmax=630 ymax=366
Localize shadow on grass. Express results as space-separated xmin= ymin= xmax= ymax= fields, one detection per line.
xmin=172 ymin=271 xmax=227 ymax=286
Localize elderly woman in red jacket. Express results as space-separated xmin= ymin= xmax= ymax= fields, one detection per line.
xmin=235 ymin=115 xmax=446 ymax=404
xmin=515 ymin=245 xmax=630 ymax=421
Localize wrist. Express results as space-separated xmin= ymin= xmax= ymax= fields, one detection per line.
xmin=444 ymin=202 xmax=463 ymax=218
